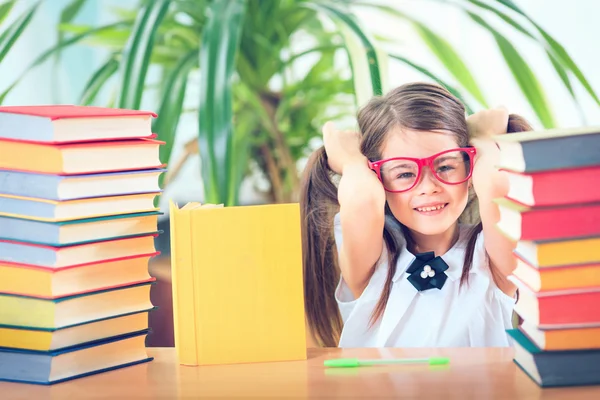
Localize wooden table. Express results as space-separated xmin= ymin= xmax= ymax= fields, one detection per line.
xmin=2 ymin=347 xmax=599 ymax=398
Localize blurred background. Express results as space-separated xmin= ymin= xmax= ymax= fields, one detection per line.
xmin=2 ymin=0 xmax=599 ymax=346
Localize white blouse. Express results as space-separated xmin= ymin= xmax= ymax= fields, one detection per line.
xmin=333 ymin=213 xmax=516 ymax=348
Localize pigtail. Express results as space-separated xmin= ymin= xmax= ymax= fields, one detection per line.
xmin=299 ymin=147 xmax=343 ymax=347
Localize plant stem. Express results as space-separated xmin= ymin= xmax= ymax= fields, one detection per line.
xmin=260 ymin=142 xmax=283 ymax=203
xmin=259 ymin=91 xmax=299 ymax=202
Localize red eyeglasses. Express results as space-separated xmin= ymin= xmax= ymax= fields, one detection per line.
xmin=368 ymin=147 xmax=477 ymax=193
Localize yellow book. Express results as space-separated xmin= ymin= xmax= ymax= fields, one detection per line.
xmin=0 ymin=310 xmax=150 ymax=351
xmin=169 ymin=201 xmax=307 ymax=366
xmin=0 ymin=282 xmax=153 ymax=329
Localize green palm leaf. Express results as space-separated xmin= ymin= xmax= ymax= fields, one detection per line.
xmin=0 ymin=21 xmax=130 ymax=104
xmin=198 ymin=0 xmax=247 ymax=205
xmin=154 ymin=50 xmax=197 ymax=169
xmin=358 ymin=3 xmax=487 ymax=107
xmin=305 ymin=2 xmax=384 ymax=106
xmin=469 ymin=12 xmax=555 ymax=128
xmin=495 ymin=0 xmax=599 ymax=106
xmin=0 ymin=0 xmax=16 ymax=26
xmin=116 ymin=0 xmax=170 ymax=109
xmin=466 ymin=0 xmax=535 ymax=39
xmin=414 ymin=23 xmax=487 ymax=107
xmin=79 ymin=56 xmax=119 ymax=105
xmin=0 ymin=1 xmax=38 ymax=64
xmin=390 ymin=54 xmax=475 ymax=115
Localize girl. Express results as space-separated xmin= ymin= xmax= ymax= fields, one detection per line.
xmin=300 ymin=82 xmax=532 ymax=348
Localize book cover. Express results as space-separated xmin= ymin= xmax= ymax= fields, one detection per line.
xmin=0 ymin=168 xmax=165 ymax=201
xmin=0 ymin=138 xmax=164 ymax=174
xmin=504 ymin=165 xmax=600 ymax=207
xmin=0 ymin=105 xmax=157 ymax=143
xmin=0 ymin=234 xmax=158 ymax=268
xmin=0 ymin=281 xmax=154 ymax=329
xmin=0 ymin=212 xmax=161 ymax=246
xmin=169 ymin=201 xmax=307 ymax=366
xmin=495 ymin=127 xmax=600 ymax=173
xmin=511 ymin=276 xmax=600 ymax=328
xmin=0 ymin=329 xmax=152 ymax=385
xmin=512 ymin=256 xmax=600 ymax=292
xmin=0 ymin=192 xmax=160 ymax=222
xmin=518 ymin=319 xmax=600 ymax=351
xmin=515 ymin=236 xmax=600 ymax=268
xmin=508 ymin=329 xmax=600 ymax=387
xmin=495 ymin=197 xmax=600 ymax=241
xmin=0 ymin=253 xmax=158 ymax=298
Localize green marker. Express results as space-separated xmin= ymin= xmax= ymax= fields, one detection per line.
xmin=324 ymin=357 xmax=450 ymax=368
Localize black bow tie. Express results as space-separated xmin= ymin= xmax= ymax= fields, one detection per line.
xmin=406 ymin=251 xmax=449 ymax=291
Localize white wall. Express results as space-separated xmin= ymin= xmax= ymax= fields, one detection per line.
xmin=1 ymin=0 xmax=598 ymax=210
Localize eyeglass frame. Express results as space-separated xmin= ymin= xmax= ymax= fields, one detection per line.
xmin=367 ymin=147 xmax=477 ymax=193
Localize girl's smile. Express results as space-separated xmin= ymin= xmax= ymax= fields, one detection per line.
xmin=414 ymin=202 xmax=448 ymax=215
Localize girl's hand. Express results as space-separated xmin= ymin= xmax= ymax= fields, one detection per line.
xmin=468 ymin=107 xmax=509 ymax=198
xmin=467 ymin=107 xmax=509 ymax=139
xmin=322 ymin=121 xmax=367 ymax=175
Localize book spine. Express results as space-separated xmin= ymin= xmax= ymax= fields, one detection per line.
xmin=0 ymin=171 xmax=60 ymax=200
xmin=522 ymin=204 xmax=600 ymax=240
xmin=540 ymin=291 xmax=600 ymax=325
xmin=0 ymin=351 xmax=51 ymax=383
xmin=0 ymin=241 xmax=57 ymax=266
xmin=0 ymin=217 xmax=60 ymax=244
xmin=0 ymin=197 xmax=55 ymax=220
xmin=522 ymin=133 xmax=600 ymax=172
xmin=0 ymin=113 xmax=52 ymax=142
xmin=168 ymin=202 xmax=199 ymax=365
xmin=532 ymin=166 xmax=600 ymax=206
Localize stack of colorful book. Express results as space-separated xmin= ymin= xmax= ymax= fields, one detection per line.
xmin=494 ymin=126 xmax=600 ymax=388
xmin=0 ymin=105 xmax=164 ymax=385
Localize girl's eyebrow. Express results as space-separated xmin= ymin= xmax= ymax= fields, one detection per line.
xmin=387 ymin=163 xmax=417 ymax=171
xmin=434 ymin=155 xmax=460 ymax=163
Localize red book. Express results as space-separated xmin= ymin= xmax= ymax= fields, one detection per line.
xmin=0 ymin=105 xmax=157 ymax=143
xmin=512 ymin=276 xmax=600 ymax=328
xmin=496 ymin=197 xmax=600 ymax=241
xmin=504 ymin=165 xmax=600 ymax=207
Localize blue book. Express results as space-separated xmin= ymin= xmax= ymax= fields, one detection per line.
xmin=0 ymin=192 xmax=160 ymax=222
xmin=0 ymin=168 xmax=166 ymax=200
xmin=508 ymin=329 xmax=600 ymax=387
xmin=0 ymin=233 xmax=158 ymax=268
xmin=0 ymin=212 xmax=161 ymax=246
xmin=0 ymin=330 xmax=153 ymax=385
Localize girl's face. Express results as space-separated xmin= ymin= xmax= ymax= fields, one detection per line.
xmin=379 ymin=127 xmax=470 ymax=236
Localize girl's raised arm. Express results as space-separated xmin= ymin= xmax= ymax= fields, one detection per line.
xmin=468 ymin=108 xmax=518 ymax=297
xmin=323 ymin=122 xmax=386 ymax=299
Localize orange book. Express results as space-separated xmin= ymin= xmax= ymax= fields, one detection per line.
xmin=520 ymin=319 xmax=600 ymax=351
xmin=512 ymin=257 xmax=600 ymax=292
xmin=0 ymin=138 xmax=164 ymax=175
xmin=515 ymin=236 xmax=600 ymax=268
xmin=0 ymin=253 xmax=157 ymax=298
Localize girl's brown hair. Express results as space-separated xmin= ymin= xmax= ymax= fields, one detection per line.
xmin=300 ymin=82 xmax=531 ymax=347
